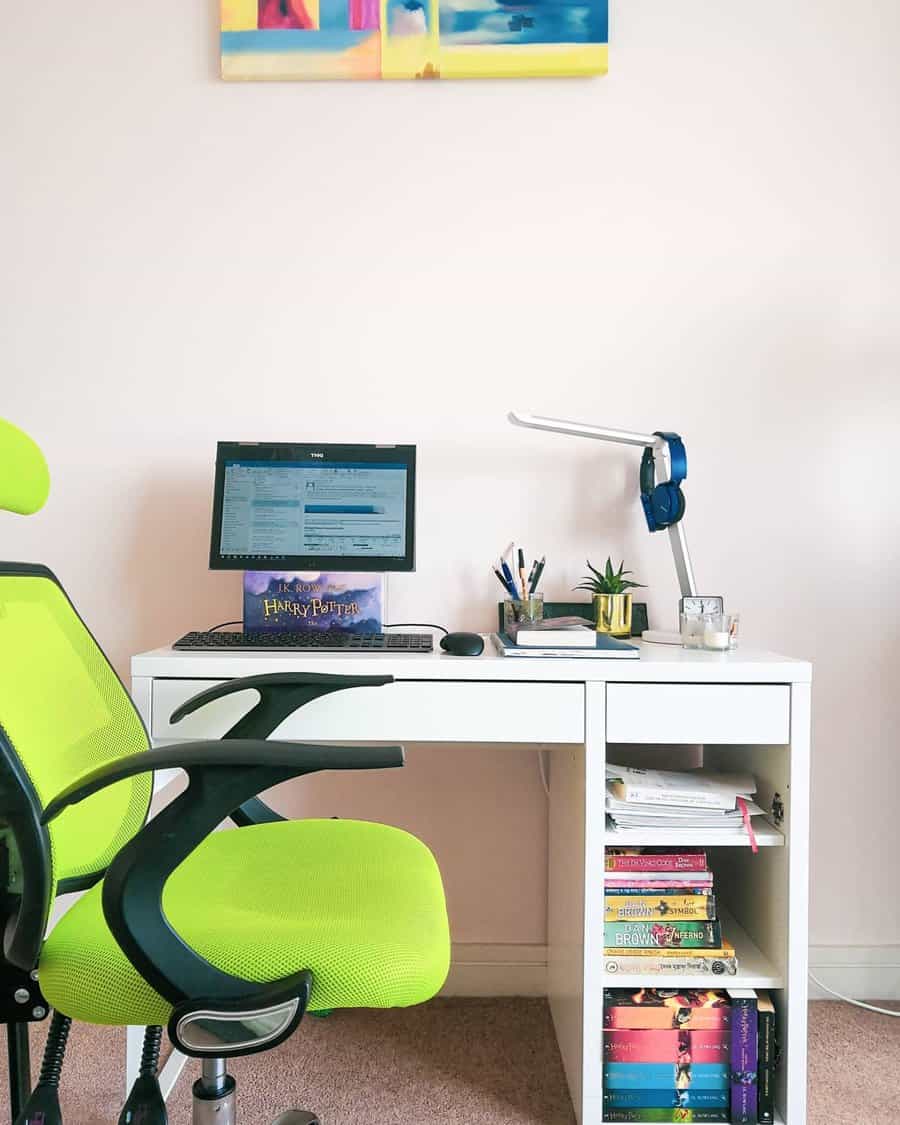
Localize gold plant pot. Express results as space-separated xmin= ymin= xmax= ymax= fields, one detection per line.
xmin=593 ymin=593 xmax=632 ymax=637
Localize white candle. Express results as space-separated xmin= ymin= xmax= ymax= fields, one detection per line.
xmin=703 ymin=628 xmax=730 ymax=651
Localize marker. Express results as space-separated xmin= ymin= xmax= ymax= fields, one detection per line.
xmin=529 ymin=556 xmax=546 ymax=594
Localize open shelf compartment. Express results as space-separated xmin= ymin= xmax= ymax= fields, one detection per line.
xmin=601 ymin=907 xmax=783 ymax=990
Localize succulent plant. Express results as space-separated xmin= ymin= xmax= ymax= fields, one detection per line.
xmin=574 ymin=557 xmax=645 ymax=596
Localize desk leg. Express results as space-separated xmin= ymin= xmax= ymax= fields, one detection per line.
xmin=547 ymin=682 xmax=605 ymax=1125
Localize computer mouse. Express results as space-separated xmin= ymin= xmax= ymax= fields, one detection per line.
xmin=440 ymin=631 xmax=485 ymax=657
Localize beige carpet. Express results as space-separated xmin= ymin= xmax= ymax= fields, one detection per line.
xmin=2 ymin=998 xmax=898 ymax=1123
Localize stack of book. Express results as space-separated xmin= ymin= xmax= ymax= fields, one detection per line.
xmin=602 ymin=987 xmax=777 ymax=1124
xmin=603 ymin=988 xmax=731 ymax=1123
xmin=604 ymin=850 xmax=738 ymax=977
xmin=605 ymin=764 xmax=765 ymax=843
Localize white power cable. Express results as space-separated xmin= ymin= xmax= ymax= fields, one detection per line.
xmin=537 ymin=749 xmax=550 ymax=798
xmin=808 ymin=972 xmax=900 ymax=1017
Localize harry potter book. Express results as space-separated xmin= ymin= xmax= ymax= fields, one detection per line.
xmin=604 ymin=1029 xmax=730 ymax=1064
xmin=726 ymin=989 xmax=758 ymax=1124
xmin=604 ymin=990 xmax=731 ymax=1030
xmin=243 ymin=571 xmax=383 ymax=633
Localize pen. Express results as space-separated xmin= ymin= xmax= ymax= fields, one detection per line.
xmin=499 ymin=555 xmax=519 ymax=598
xmin=527 ymin=558 xmax=538 ymax=590
xmin=529 ymin=555 xmax=546 ymax=594
xmin=517 ymin=547 xmax=527 ymax=598
xmin=494 ymin=564 xmax=519 ymax=600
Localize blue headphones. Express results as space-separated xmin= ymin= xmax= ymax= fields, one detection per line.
xmin=640 ymin=432 xmax=687 ymax=533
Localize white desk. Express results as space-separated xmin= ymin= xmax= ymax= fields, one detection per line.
xmin=132 ymin=640 xmax=812 ymax=1125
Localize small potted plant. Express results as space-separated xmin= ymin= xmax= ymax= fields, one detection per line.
xmin=574 ymin=557 xmax=645 ymax=637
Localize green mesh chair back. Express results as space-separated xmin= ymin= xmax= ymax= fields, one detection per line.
xmin=0 ymin=419 xmax=152 ymax=962
xmin=0 ymin=566 xmax=153 ymax=897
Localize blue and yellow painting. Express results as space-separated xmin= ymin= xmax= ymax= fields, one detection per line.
xmin=221 ymin=0 xmax=608 ymax=79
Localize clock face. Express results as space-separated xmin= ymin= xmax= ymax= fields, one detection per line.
xmin=680 ymin=596 xmax=724 ymax=616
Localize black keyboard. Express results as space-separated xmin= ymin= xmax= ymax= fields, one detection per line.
xmin=173 ymin=630 xmax=433 ymax=653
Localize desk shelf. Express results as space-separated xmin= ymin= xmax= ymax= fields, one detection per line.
xmin=548 ymin=679 xmax=810 ymax=1125
xmin=604 ymin=816 xmax=784 ymax=849
xmin=601 ymin=909 xmax=783 ymax=991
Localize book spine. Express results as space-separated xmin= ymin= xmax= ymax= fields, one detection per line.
xmin=606 ymin=853 xmax=708 ymax=872
xmin=757 ymin=1066 xmax=774 ymax=1125
xmin=605 ymin=1009 xmax=731 ymax=1031
xmin=604 ymin=955 xmax=738 ymax=976
xmin=601 ymin=1110 xmax=729 ymax=1123
xmin=604 ymin=1030 xmax=730 ymax=1064
xmin=605 ymin=895 xmax=718 ymax=922
xmin=604 ymin=945 xmax=731 ymax=957
xmin=606 ymin=886 xmax=713 ymax=896
xmin=604 ymin=1090 xmax=730 ymax=1109
xmin=729 ymin=996 xmax=758 ymax=1124
xmin=605 ymin=921 xmax=722 ymax=948
xmin=603 ymin=1062 xmax=729 ymax=1090
xmin=757 ymin=1000 xmax=776 ymax=1124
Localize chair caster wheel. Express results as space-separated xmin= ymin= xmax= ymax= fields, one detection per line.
xmin=271 ymin=1113 xmax=320 ymax=1125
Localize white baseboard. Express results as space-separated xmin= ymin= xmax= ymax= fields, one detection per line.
xmin=809 ymin=945 xmax=900 ymax=1001
xmin=442 ymin=943 xmax=548 ymax=997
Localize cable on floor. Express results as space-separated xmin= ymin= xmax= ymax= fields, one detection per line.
xmin=808 ymin=971 xmax=900 ymax=1016
xmin=537 ymin=749 xmax=550 ymax=797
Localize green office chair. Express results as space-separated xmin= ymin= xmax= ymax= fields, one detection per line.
xmin=0 ymin=419 xmax=450 ymax=1125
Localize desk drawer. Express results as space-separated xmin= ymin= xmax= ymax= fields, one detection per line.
xmin=151 ymin=679 xmax=585 ymax=744
xmin=606 ymin=684 xmax=790 ymax=745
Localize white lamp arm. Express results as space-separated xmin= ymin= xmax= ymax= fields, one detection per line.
xmin=507 ymin=410 xmax=698 ymax=600
xmin=507 ymin=411 xmax=662 ymax=450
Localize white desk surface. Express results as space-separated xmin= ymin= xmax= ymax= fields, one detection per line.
xmin=132 ymin=640 xmax=811 ymax=684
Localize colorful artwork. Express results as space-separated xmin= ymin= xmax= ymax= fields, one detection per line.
xmin=221 ymin=0 xmax=607 ymax=79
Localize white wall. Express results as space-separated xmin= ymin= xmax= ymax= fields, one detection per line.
xmin=2 ymin=0 xmax=899 ymax=952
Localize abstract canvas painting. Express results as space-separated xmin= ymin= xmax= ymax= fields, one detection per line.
xmin=221 ymin=0 xmax=608 ymax=80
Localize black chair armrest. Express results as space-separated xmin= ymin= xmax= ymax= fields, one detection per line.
xmin=42 ymin=740 xmax=404 ymax=824
xmin=40 ymin=739 xmax=404 ymax=1008
xmin=169 ymin=672 xmax=394 ymax=827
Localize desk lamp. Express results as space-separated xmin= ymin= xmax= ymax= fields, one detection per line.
xmin=508 ymin=412 xmax=723 ymax=643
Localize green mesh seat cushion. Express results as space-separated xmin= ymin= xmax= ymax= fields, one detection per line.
xmin=39 ymin=818 xmax=450 ymax=1026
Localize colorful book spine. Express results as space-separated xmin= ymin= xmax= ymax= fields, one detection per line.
xmin=605 ymin=875 xmax=715 ymax=888
xmin=604 ymin=1090 xmax=729 ymax=1109
xmin=756 ymin=992 xmax=776 ymax=1125
xmin=604 ymin=954 xmax=738 ymax=976
xmin=601 ymin=1109 xmax=729 ymax=1122
xmin=606 ymin=852 xmax=708 ymax=872
xmin=603 ymin=1062 xmax=729 ymax=1090
xmin=604 ymin=991 xmax=731 ymax=1031
xmin=727 ymin=990 xmax=758 ymax=1124
xmin=605 ymin=921 xmax=722 ymax=949
xmin=606 ymin=886 xmax=713 ymax=896
xmin=605 ymin=895 xmax=718 ymax=922
xmin=604 ymin=944 xmax=733 ymax=958
xmin=604 ymin=1029 xmax=730 ymax=1064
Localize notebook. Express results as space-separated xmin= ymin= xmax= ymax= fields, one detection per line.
xmin=491 ymin=632 xmax=639 ymax=659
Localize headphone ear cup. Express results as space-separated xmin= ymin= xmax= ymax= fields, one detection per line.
xmin=651 ymin=482 xmax=685 ymax=528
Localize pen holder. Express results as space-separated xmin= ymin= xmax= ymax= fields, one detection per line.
xmin=503 ymin=595 xmax=544 ymax=630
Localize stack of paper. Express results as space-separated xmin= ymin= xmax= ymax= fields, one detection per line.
xmin=605 ymin=763 xmax=764 ymax=837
